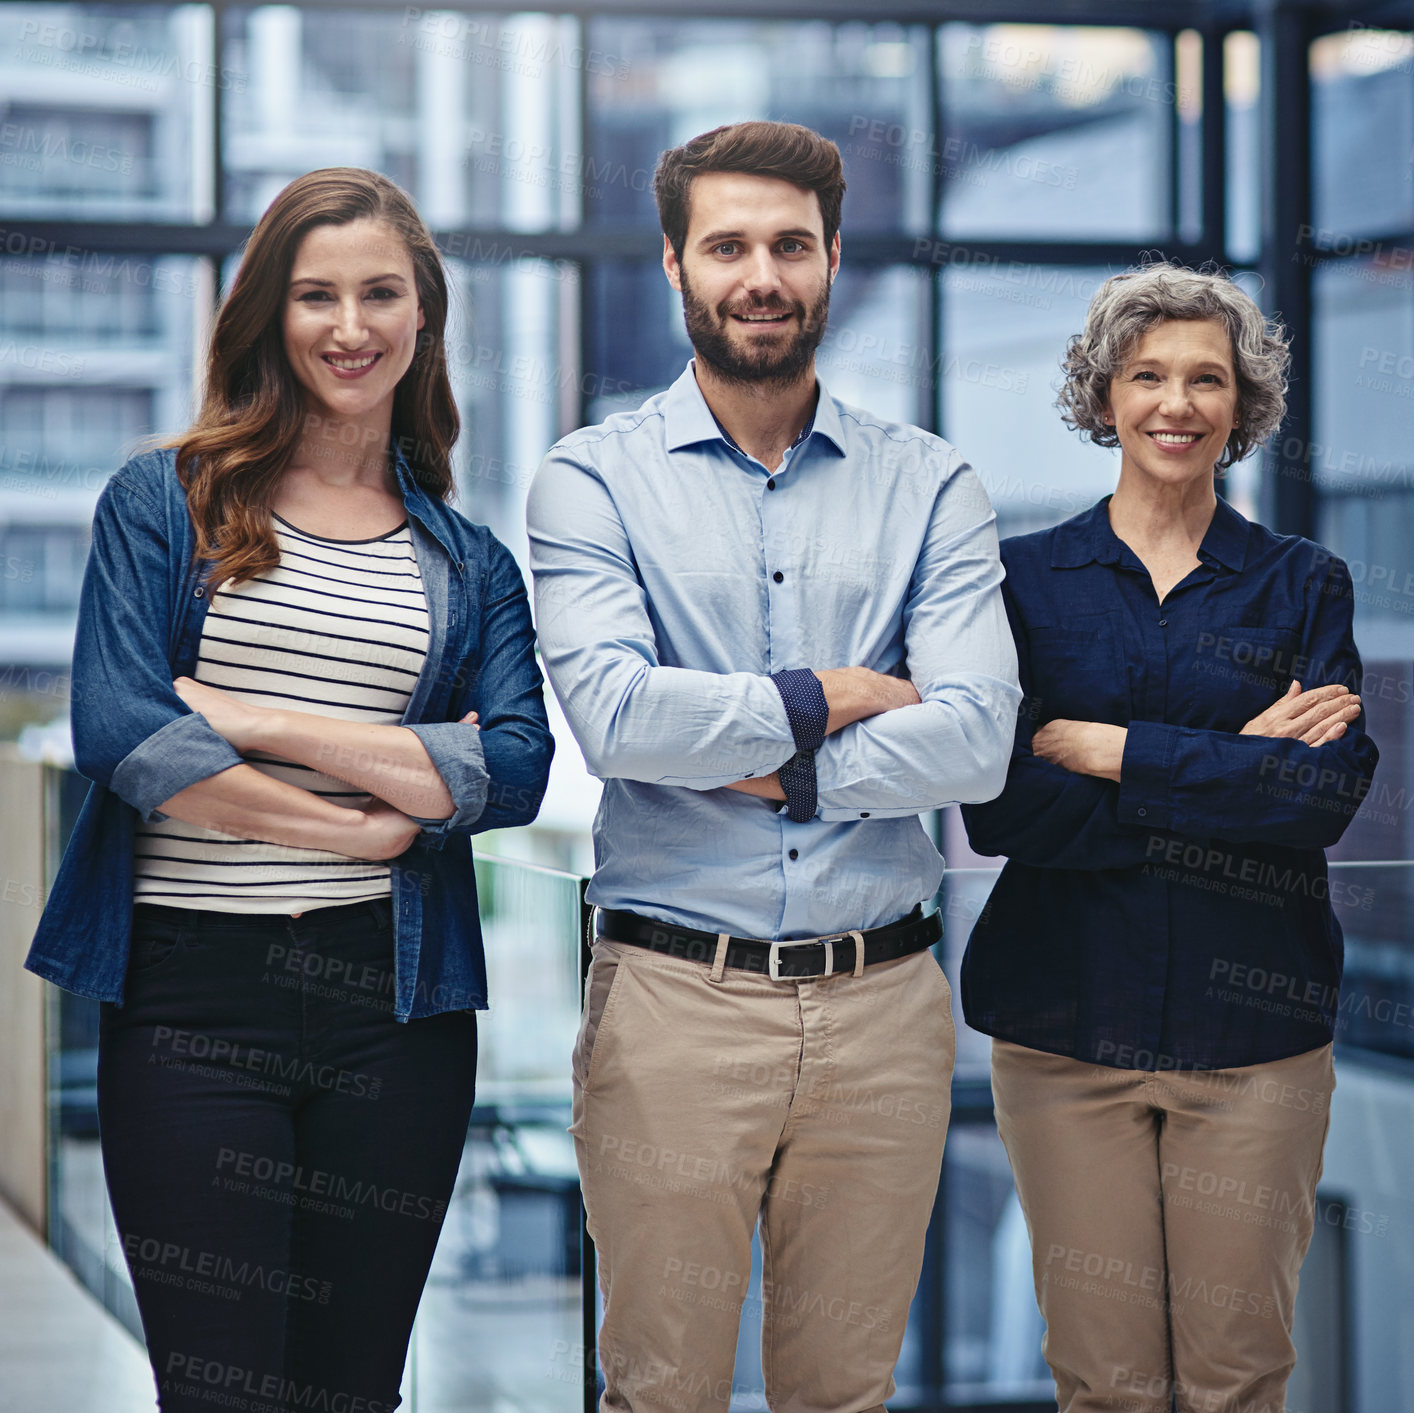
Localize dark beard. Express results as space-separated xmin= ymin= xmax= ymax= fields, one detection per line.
xmin=679 ymin=270 xmax=831 ymax=389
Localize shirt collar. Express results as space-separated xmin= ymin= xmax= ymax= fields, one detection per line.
xmin=389 ymin=443 xmax=456 ymax=552
xmin=390 ymin=443 xmax=428 ymax=508
xmin=1197 ymin=495 xmax=1250 ymax=571
xmin=1051 ymin=493 xmax=1250 ymax=572
xmin=662 ymin=360 xmax=847 ymax=458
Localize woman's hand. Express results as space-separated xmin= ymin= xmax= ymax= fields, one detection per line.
xmin=174 ymin=677 xmax=270 ymax=754
xmin=349 ymin=798 xmax=422 ymax=860
xmin=1240 ymin=681 xmax=1361 ymax=747
xmin=1032 ymin=720 xmax=1127 ymax=781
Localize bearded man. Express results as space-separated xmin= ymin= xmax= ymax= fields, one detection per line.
xmin=527 ymin=120 xmax=1020 ymax=1413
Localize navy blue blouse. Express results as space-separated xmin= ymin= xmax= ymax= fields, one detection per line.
xmin=961 ymin=496 xmax=1379 ymax=1071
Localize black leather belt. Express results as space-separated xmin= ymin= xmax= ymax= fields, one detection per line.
xmin=595 ymin=905 xmax=940 ymax=980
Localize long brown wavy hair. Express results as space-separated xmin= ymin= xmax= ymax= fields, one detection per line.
xmin=175 ymin=168 xmax=459 ymax=589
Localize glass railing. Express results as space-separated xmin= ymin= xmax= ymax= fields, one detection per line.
xmin=36 ymin=763 xmax=1414 ymax=1412
xmin=405 ymin=854 xmax=586 ymax=1413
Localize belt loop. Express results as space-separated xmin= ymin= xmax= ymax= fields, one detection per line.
xmin=709 ymin=932 xmax=730 ymax=984
xmin=850 ymin=929 xmax=865 ymax=979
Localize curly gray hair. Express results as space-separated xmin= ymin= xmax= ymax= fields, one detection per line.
xmin=1057 ymin=263 xmax=1290 ymax=469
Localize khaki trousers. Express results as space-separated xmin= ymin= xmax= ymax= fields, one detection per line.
xmin=572 ymin=936 xmax=956 ymax=1413
xmin=990 ymin=1039 xmax=1336 ymax=1413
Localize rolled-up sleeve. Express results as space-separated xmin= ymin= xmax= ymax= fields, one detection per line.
xmin=71 ymin=469 xmax=244 ymax=821
xmin=1114 ymin=558 xmax=1377 ymax=847
xmin=962 ymin=570 xmax=1169 ymax=869
xmin=409 ymin=538 xmax=552 ymax=842
xmin=527 ymin=444 xmax=796 ymax=786
xmin=813 ymin=463 xmax=1021 ymax=819
xmin=401 ymin=721 xmax=489 ymax=833
xmin=111 ymin=714 xmax=248 ymax=823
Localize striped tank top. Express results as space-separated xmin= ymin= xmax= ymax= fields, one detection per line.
xmin=133 ymin=516 xmax=430 ymax=912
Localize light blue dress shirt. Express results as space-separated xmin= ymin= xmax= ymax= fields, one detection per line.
xmin=527 ymin=362 xmax=1021 ymax=940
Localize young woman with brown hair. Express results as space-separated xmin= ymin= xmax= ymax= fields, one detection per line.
xmin=27 ymin=167 xmax=553 ymax=1413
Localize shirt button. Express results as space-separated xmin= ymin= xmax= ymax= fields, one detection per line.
xmin=788 ymin=848 xmax=799 ymax=860
xmin=1159 ymin=618 xmax=1168 ymax=627
xmin=1137 ymin=808 xmax=1148 ymax=818
xmin=859 ymin=812 xmax=870 ymax=819
xmin=772 ymin=571 xmax=784 ymax=583
xmin=767 ymin=478 xmax=776 ymax=490
xmin=193 ymin=586 xmax=205 ymax=598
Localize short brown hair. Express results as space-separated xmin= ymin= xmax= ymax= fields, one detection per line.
xmin=1057 ymin=262 xmax=1288 ymax=470
xmin=653 ymin=121 xmax=846 ymax=260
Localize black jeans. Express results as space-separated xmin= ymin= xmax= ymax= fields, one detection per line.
xmin=98 ymin=899 xmax=478 ymax=1413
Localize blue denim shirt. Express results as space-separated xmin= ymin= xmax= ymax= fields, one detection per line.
xmin=26 ymin=448 xmax=553 ymax=1020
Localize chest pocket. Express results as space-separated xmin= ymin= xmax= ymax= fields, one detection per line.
xmin=1190 ymin=623 xmax=1303 ymax=730
xmin=1025 ymin=614 xmax=1126 ymax=725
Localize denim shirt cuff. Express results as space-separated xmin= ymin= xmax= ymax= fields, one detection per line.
xmin=402 ymin=721 xmax=489 ymax=839
xmin=1116 ymin=721 xmax=1176 ymax=832
xmin=110 ymin=713 xmax=246 ymax=823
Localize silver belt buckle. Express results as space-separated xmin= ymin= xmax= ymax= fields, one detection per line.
xmin=767 ymin=935 xmax=843 ymax=981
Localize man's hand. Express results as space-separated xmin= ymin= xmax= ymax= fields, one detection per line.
xmin=1032 ymin=720 xmax=1127 ymax=781
xmin=814 ymin=667 xmax=921 ymax=735
xmin=720 ymin=668 xmax=918 ymax=798
xmin=723 ymin=772 xmax=786 ymax=800
xmin=1240 ymin=681 xmax=1360 ymax=747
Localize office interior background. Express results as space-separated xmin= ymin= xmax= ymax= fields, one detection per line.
xmin=0 ymin=0 xmax=1411 ymax=1409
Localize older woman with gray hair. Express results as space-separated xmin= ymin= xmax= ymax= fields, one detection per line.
xmin=961 ymin=263 xmax=1378 ymax=1413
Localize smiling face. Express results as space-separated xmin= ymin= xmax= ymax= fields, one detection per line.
xmin=1105 ymin=317 xmax=1240 ymax=492
xmin=663 ymin=170 xmax=840 ymax=388
xmin=282 ymin=217 xmax=425 ymax=428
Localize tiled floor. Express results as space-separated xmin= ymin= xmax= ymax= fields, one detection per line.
xmin=0 ymin=1197 xmax=155 ymax=1413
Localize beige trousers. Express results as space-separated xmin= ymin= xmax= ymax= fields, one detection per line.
xmin=572 ymin=936 xmax=956 ymax=1413
xmin=990 ymin=1038 xmax=1336 ymax=1413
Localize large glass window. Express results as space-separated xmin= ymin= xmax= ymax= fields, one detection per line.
xmin=938 ymin=24 xmax=1174 ymax=241
xmin=2 ymin=386 xmax=156 ymax=477
xmin=586 ymin=19 xmax=933 ymax=236
xmin=0 ymin=252 xmax=202 ymax=469
xmin=0 ymin=253 xmax=161 ymax=338
xmin=7 ymin=7 xmax=1414 ymax=1413
xmin=1224 ymin=31 xmax=1260 ymax=262
xmin=0 ymin=105 xmax=156 ymax=204
xmin=0 ymin=4 xmax=215 ymax=219
xmin=1311 ymin=27 xmax=1414 ymax=242
xmin=940 ymin=1122 xmax=1048 ymax=1405
xmin=585 ymin=260 xmax=931 ymax=428
xmin=939 ymin=262 xmax=1112 ymax=539
xmin=406 ymin=855 xmax=583 ymax=1413
xmin=1313 ymin=254 xmax=1414 ymax=662
xmin=445 ymin=257 xmax=570 ymax=559
xmin=816 ymin=265 xmax=932 ymax=426
xmin=222 ymin=8 xmax=580 ymax=230
xmin=0 ymin=522 xmax=89 ymax=610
